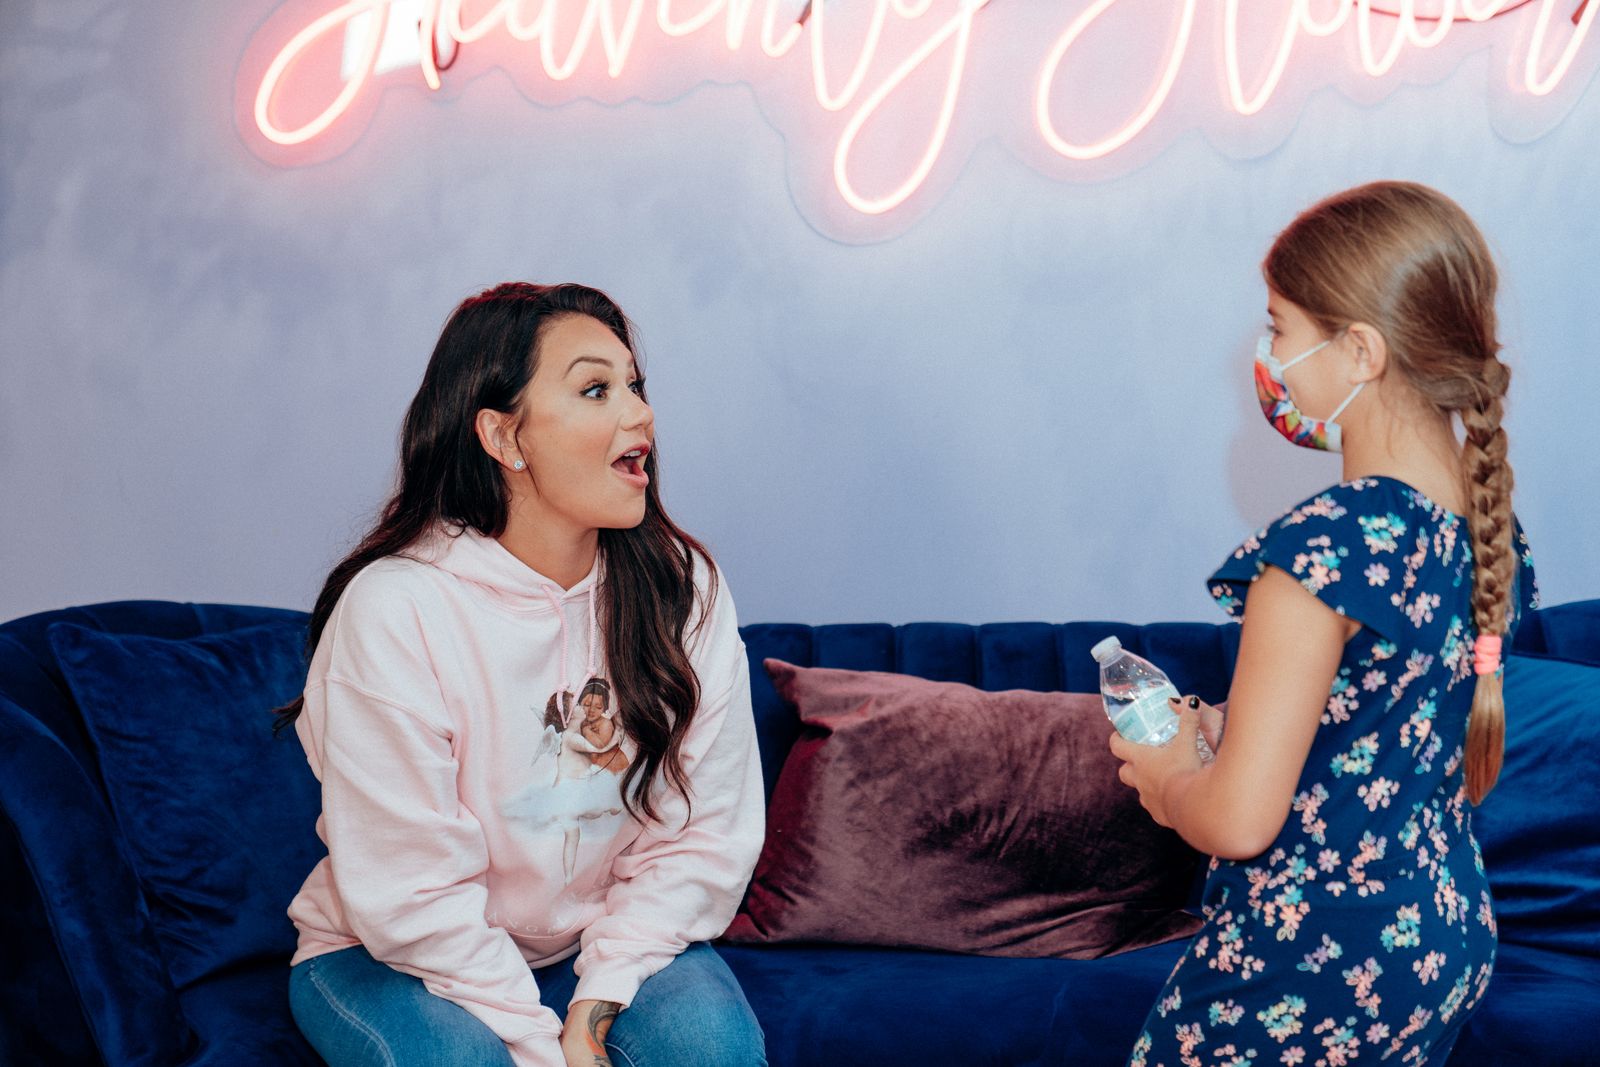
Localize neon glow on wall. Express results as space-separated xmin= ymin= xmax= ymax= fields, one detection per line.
xmin=239 ymin=0 xmax=1598 ymax=228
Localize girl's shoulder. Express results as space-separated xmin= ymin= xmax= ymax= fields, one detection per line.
xmin=1273 ymin=475 xmax=1455 ymax=532
xmin=1207 ymin=478 xmax=1461 ymax=638
xmin=1208 ymin=475 xmax=1536 ymax=642
xmin=1236 ymin=476 xmax=1464 ymax=557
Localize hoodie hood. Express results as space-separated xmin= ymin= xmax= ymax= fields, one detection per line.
xmin=422 ymin=525 xmax=600 ymax=615
xmin=423 ymin=525 xmax=604 ymax=699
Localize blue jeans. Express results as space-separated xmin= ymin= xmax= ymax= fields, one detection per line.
xmin=289 ymin=942 xmax=767 ymax=1067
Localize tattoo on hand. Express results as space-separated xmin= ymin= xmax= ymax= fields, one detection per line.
xmin=586 ymin=1001 xmax=621 ymax=1066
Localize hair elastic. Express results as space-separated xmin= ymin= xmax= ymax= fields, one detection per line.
xmin=1473 ymin=633 xmax=1503 ymax=676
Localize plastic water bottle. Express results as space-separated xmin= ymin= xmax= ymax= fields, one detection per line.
xmin=1090 ymin=637 xmax=1218 ymax=761
xmin=1091 ymin=636 xmax=1183 ymax=745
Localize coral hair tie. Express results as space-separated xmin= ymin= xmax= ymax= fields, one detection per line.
xmin=1473 ymin=634 xmax=1503 ymax=676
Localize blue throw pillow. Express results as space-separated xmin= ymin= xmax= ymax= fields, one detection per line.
xmin=1476 ymin=654 xmax=1600 ymax=961
xmin=48 ymin=621 xmax=323 ymax=989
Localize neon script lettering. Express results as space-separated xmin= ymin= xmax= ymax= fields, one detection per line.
xmin=245 ymin=0 xmax=1596 ymax=215
xmin=1035 ymin=0 xmax=1596 ymax=159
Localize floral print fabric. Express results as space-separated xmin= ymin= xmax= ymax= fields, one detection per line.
xmin=1129 ymin=477 xmax=1537 ymax=1067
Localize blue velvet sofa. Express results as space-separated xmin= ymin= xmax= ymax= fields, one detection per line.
xmin=4 ymin=599 xmax=1599 ymax=1066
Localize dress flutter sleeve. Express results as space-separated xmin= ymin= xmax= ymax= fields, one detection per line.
xmin=1207 ymin=482 xmax=1413 ymax=644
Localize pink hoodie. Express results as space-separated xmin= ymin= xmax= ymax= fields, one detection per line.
xmin=286 ymin=527 xmax=765 ymax=1067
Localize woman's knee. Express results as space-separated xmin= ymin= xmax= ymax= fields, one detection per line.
xmin=397 ymin=1001 xmax=515 ymax=1067
xmin=289 ymin=948 xmax=514 ymax=1067
xmin=610 ymin=1007 xmax=766 ymax=1067
xmin=609 ymin=946 xmax=766 ymax=1066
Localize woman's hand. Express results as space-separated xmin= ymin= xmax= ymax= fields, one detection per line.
xmin=1108 ymin=697 xmax=1207 ymax=828
xmin=561 ymin=1000 xmax=620 ymax=1067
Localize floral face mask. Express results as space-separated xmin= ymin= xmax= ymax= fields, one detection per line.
xmin=1254 ymin=334 xmax=1364 ymax=453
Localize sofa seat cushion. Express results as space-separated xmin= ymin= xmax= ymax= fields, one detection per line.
xmin=717 ymin=940 xmax=1187 ymax=1067
xmin=717 ymin=940 xmax=1600 ymax=1067
xmin=48 ymin=621 xmax=324 ymax=989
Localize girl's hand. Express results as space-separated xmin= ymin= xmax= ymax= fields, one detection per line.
xmin=1108 ymin=697 xmax=1206 ymax=828
xmin=1188 ymin=694 xmax=1225 ymax=754
xmin=561 ymin=1000 xmax=619 ymax=1067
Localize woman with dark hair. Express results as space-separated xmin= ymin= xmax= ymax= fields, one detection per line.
xmin=282 ymin=283 xmax=767 ymax=1067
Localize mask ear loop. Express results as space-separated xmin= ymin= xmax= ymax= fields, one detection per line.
xmin=1321 ymin=328 xmax=1374 ymax=423
xmin=1278 ymin=337 xmax=1333 ymax=372
xmin=1279 ymin=333 xmax=1363 ymax=423
xmin=1325 ymin=381 xmax=1366 ymax=423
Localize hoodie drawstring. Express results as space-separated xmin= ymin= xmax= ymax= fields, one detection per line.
xmin=541 ymin=578 xmax=601 ymax=728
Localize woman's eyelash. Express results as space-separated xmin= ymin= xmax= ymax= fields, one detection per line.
xmin=582 ymin=377 xmax=645 ymax=398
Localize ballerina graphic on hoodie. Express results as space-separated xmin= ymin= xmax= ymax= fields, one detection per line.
xmin=507 ymin=676 xmax=635 ymax=885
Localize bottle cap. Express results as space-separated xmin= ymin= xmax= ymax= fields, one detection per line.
xmin=1090 ymin=635 xmax=1123 ymax=664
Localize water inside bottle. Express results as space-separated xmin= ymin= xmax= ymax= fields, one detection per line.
xmin=1102 ymin=678 xmax=1181 ymax=746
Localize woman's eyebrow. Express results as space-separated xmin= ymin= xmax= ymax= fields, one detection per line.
xmin=566 ymin=354 xmax=618 ymax=375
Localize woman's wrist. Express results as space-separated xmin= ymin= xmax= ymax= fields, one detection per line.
xmin=562 ymin=1000 xmax=621 ymax=1066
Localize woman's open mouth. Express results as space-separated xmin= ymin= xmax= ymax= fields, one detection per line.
xmin=610 ymin=443 xmax=650 ymax=489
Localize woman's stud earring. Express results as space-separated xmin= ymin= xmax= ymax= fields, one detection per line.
xmin=512 ymin=460 xmax=525 ymax=471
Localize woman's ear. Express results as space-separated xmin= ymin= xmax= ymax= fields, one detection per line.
xmin=475 ymin=408 xmax=525 ymax=471
xmin=1344 ymin=322 xmax=1389 ymax=385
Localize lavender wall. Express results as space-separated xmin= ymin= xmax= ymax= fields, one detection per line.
xmin=3 ymin=1 xmax=1597 ymax=625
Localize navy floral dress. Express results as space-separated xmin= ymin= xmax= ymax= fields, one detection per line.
xmin=1130 ymin=476 xmax=1537 ymax=1067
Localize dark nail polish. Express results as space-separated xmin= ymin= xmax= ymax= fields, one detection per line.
xmin=1188 ymin=696 xmax=1200 ymax=709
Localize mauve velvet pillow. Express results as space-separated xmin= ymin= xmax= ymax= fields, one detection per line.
xmin=723 ymin=659 xmax=1204 ymax=958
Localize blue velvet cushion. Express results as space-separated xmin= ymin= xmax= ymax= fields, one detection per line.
xmin=719 ymin=940 xmax=1189 ymax=1066
xmin=47 ymin=622 xmax=323 ymax=989
xmin=1475 ymin=654 xmax=1600 ymax=962
xmin=0 ymin=693 xmax=196 ymax=1065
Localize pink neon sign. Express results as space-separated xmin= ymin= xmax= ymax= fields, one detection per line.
xmin=1033 ymin=0 xmax=1596 ymax=161
xmin=238 ymin=0 xmax=1598 ymax=226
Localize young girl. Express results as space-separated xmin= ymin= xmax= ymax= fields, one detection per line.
xmin=1111 ymin=182 xmax=1537 ymax=1066
xmin=281 ymin=283 xmax=767 ymax=1067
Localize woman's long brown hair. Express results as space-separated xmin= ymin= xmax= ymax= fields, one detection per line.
xmin=275 ymin=282 xmax=715 ymax=822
